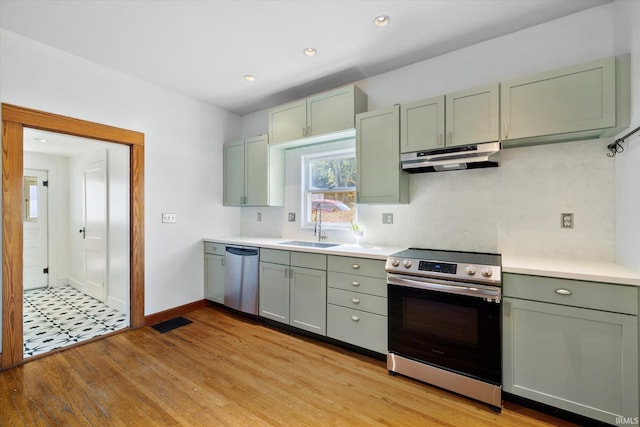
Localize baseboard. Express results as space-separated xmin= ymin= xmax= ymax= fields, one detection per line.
xmin=106 ymin=296 xmax=127 ymax=314
xmin=145 ymin=300 xmax=208 ymax=326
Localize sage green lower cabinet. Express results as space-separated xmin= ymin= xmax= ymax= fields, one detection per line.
xmin=326 ymin=255 xmax=387 ymax=353
xmin=502 ymin=273 xmax=639 ymax=425
xmin=204 ymin=242 xmax=225 ymax=304
xmin=259 ymin=249 xmax=327 ymax=336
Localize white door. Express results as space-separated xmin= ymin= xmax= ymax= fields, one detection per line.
xmin=23 ymin=169 xmax=49 ymax=291
xmin=81 ymin=150 xmax=108 ymax=302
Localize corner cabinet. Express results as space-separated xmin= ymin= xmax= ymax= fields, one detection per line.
xmin=356 ymin=105 xmax=409 ymax=204
xmin=501 ymin=55 xmax=630 ymax=146
xmin=502 ymin=273 xmax=639 ymax=425
xmin=204 ymin=241 xmax=225 ymax=304
xmin=259 ymin=249 xmax=327 ymax=336
xmin=223 ymin=135 xmax=284 ymax=206
xmin=268 ymin=85 xmax=368 ymax=145
xmin=399 ymin=84 xmax=499 ymax=154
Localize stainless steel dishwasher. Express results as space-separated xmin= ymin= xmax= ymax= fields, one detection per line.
xmin=224 ymin=246 xmax=259 ymax=315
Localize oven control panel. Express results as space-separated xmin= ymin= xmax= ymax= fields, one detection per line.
xmin=419 ymin=261 xmax=457 ymax=274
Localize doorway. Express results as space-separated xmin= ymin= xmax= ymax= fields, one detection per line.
xmin=2 ymin=103 xmax=145 ymax=370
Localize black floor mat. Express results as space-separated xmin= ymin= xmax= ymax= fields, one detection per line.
xmin=151 ymin=316 xmax=193 ymax=333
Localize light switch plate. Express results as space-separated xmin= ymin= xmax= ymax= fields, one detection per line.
xmin=382 ymin=213 xmax=393 ymax=224
xmin=162 ymin=213 xmax=176 ymax=223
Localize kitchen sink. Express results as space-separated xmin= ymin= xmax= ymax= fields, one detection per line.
xmin=279 ymin=240 xmax=340 ymax=248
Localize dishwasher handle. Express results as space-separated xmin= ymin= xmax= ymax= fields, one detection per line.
xmin=225 ymin=246 xmax=258 ymax=257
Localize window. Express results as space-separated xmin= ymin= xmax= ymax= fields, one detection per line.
xmin=303 ymin=149 xmax=356 ymax=228
xmin=23 ymin=176 xmax=38 ymax=222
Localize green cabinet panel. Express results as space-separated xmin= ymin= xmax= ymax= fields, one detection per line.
xmin=223 ymin=135 xmax=284 ymax=207
xmin=327 ymin=304 xmax=387 ymax=354
xmin=259 ymin=261 xmax=290 ymax=324
xmin=260 ymin=248 xmax=290 ymax=265
xmin=356 ymin=105 xmax=409 ymax=204
xmin=290 ymin=266 xmax=327 ymax=335
xmin=291 ymin=251 xmax=326 ymax=270
xmin=400 ymin=95 xmax=445 ymax=153
xmin=327 ymin=256 xmax=386 ymax=279
xmin=501 ymin=56 xmax=618 ymax=145
xmin=204 ymin=253 xmax=225 ymax=304
xmin=269 ymin=85 xmax=367 ymax=145
xmin=327 ymin=287 xmax=386 ymax=316
xmin=445 ymin=83 xmax=500 ymax=147
xmin=503 ymin=274 xmax=639 ymax=425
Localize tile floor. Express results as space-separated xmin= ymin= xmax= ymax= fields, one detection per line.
xmin=23 ymin=285 xmax=128 ymax=358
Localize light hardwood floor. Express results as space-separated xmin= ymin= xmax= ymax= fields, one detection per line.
xmin=1 ymin=306 xmax=578 ymax=426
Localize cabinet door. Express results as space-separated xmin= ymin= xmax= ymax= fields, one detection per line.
xmin=290 ymin=267 xmax=327 ymax=335
xmin=446 ymin=83 xmax=499 ymax=147
xmin=503 ymin=297 xmax=638 ymax=425
xmin=501 ymin=56 xmax=615 ymax=141
xmin=204 ymin=254 xmax=225 ymax=304
xmin=223 ymin=140 xmax=245 ymax=206
xmin=259 ymin=262 xmax=290 ymax=324
xmin=356 ymin=105 xmax=408 ymax=204
xmin=244 ymin=135 xmax=268 ymax=206
xmin=400 ymin=95 xmax=445 ymax=153
xmin=268 ymin=99 xmax=307 ymax=144
xmin=327 ymin=304 xmax=387 ymax=353
xmin=307 ymin=86 xmax=355 ymax=137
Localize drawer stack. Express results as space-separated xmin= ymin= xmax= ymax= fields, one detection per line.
xmin=326 ymin=256 xmax=387 ymax=354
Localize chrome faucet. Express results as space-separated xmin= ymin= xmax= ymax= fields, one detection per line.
xmin=314 ymin=203 xmax=326 ymax=241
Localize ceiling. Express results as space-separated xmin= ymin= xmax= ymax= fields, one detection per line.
xmin=1 ymin=0 xmax=611 ymax=116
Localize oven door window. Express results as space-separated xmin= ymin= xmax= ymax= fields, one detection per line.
xmin=388 ymin=284 xmax=501 ymax=384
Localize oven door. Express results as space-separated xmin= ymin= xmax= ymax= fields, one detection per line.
xmin=388 ymin=275 xmax=501 ymax=385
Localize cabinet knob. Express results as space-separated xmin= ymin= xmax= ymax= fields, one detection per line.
xmin=351 ymin=264 xmax=360 ymax=270
xmin=351 ymin=298 xmax=360 ymax=304
xmin=351 ymin=281 xmax=360 ymax=287
xmin=351 ymin=315 xmax=360 ymax=322
xmin=555 ymin=288 xmax=572 ymax=296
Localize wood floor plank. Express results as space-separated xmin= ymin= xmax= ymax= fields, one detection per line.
xmin=1 ymin=306 xmax=579 ymax=426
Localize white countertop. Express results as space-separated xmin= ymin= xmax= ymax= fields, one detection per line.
xmin=502 ymin=254 xmax=640 ymax=286
xmin=204 ymin=236 xmax=405 ymax=260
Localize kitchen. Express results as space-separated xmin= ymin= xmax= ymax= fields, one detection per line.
xmin=1 ymin=0 xmax=640 ymax=425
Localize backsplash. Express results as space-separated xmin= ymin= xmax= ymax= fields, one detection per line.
xmin=241 ymin=138 xmax=614 ymax=261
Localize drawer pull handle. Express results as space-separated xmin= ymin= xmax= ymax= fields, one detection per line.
xmin=351 ymin=315 xmax=360 ymax=322
xmin=555 ymin=288 xmax=572 ymax=296
xmin=351 ymin=264 xmax=360 ymax=269
xmin=351 ymin=281 xmax=360 ymax=287
xmin=351 ymin=298 xmax=360 ymax=304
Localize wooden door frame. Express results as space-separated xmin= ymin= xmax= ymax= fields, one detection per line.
xmin=1 ymin=103 xmax=145 ymax=369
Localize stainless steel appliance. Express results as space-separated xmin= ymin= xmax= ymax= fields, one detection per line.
xmin=386 ymin=248 xmax=502 ymax=410
xmin=224 ymin=246 xmax=259 ymax=315
xmin=400 ymin=141 xmax=500 ymax=172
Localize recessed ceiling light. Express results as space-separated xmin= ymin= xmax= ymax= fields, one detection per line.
xmin=244 ymin=74 xmax=256 ymax=82
xmin=34 ymin=138 xmax=48 ymax=143
xmin=374 ymin=15 xmax=390 ymax=27
xmin=303 ymin=48 xmax=317 ymax=57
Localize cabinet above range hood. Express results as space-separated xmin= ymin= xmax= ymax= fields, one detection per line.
xmin=400 ymin=142 xmax=500 ymax=173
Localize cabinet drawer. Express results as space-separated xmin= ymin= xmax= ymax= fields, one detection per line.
xmin=328 ymin=288 xmax=387 ymax=316
xmin=328 ymin=256 xmax=386 ymax=279
xmin=327 ymin=272 xmax=387 ymax=297
xmin=291 ymin=251 xmax=326 ymax=270
xmin=327 ymin=304 xmax=387 ymax=354
xmin=504 ymin=273 xmax=638 ymax=315
xmin=204 ymin=241 xmax=225 ymax=255
xmin=260 ymin=248 xmax=290 ymax=265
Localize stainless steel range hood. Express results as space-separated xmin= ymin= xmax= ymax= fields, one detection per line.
xmin=401 ymin=142 xmax=500 ymax=173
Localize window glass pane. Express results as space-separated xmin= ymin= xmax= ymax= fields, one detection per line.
xmin=309 ymin=156 xmax=356 ymax=190
xmin=23 ymin=176 xmax=38 ymax=222
xmin=309 ymin=191 xmax=356 ymax=225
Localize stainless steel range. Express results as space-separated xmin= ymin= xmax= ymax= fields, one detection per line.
xmin=385 ymin=248 xmax=502 ymax=410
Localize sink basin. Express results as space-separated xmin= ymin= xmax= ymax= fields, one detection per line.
xmin=279 ymin=240 xmax=340 ymax=248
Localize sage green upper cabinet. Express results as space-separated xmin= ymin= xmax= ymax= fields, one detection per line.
xmin=399 ymin=84 xmax=499 ymax=153
xmin=269 ymin=85 xmax=368 ymax=145
xmin=501 ymin=56 xmax=629 ymax=146
xmin=446 ymin=83 xmax=500 ymax=147
xmin=223 ymin=135 xmax=284 ymax=207
xmin=400 ymin=95 xmax=445 ymax=153
xmin=356 ymin=105 xmax=409 ymax=204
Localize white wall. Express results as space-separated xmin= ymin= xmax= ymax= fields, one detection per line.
xmin=240 ymin=3 xmax=624 ymax=261
xmin=613 ymin=0 xmax=640 ymax=271
xmin=0 ymin=28 xmax=243 ymax=329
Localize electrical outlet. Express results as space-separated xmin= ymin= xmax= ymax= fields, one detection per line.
xmin=561 ymin=213 xmax=574 ymax=229
xmin=382 ymin=213 xmax=394 ymax=224
xmin=161 ymin=213 xmax=176 ymax=223
xmin=288 ymin=213 xmax=296 ymax=222
xmin=257 ymin=212 xmax=262 ymax=222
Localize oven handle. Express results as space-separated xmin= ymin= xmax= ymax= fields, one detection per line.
xmin=387 ymin=274 xmax=501 ymax=303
